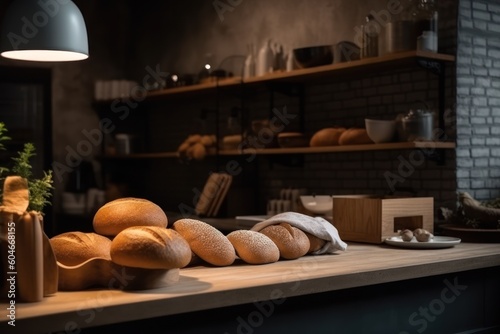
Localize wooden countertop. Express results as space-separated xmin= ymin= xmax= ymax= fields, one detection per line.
xmin=2 ymin=242 xmax=500 ymax=333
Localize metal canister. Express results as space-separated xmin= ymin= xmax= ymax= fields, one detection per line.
xmin=401 ymin=109 xmax=434 ymax=141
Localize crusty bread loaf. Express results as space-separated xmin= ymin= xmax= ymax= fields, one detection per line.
xmin=227 ymin=230 xmax=280 ymax=265
xmin=110 ymin=226 xmax=191 ymax=269
xmin=309 ymin=127 xmax=346 ymax=147
xmin=338 ymin=127 xmax=373 ymax=145
xmin=259 ymin=223 xmax=310 ymax=260
xmin=50 ymin=232 xmax=112 ymax=266
xmin=304 ymin=232 xmax=326 ymax=253
xmin=172 ymin=218 xmax=235 ymax=266
xmin=93 ymin=197 xmax=168 ymax=237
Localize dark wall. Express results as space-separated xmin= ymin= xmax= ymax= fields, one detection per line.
xmin=1 ymin=1 xmax=464 ymax=225
xmin=124 ymin=0 xmax=459 ymax=215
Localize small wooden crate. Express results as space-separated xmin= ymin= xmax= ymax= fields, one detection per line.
xmin=332 ymin=195 xmax=434 ymax=244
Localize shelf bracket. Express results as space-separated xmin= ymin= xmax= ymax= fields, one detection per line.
xmin=416 ymin=56 xmax=447 ymax=166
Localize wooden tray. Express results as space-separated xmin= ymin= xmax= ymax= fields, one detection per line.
xmin=440 ymin=224 xmax=500 ymax=243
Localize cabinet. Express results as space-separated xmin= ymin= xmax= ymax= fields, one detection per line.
xmin=97 ymin=50 xmax=455 ymax=160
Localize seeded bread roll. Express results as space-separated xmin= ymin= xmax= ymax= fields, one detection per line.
xmin=259 ymin=223 xmax=310 ymax=260
xmin=172 ymin=218 xmax=235 ymax=266
xmin=110 ymin=226 xmax=191 ymax=269
xmin=227 ymin=230 xmax=280 ymax=265
xmin=50 ymin=232 xmax=112 ymax=266
xmin=93 ymin=197 xmax=168 ymax=237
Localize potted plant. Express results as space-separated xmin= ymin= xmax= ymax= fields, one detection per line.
xmin=0 ymin=122 xmax=57 ymax=302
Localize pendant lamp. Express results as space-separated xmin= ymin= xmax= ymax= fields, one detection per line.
xmin=0 ymin=0 xmax=88 ymax=62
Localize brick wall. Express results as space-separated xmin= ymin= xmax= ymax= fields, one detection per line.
xmin=456 ymin=0 xmax=500 ymax=201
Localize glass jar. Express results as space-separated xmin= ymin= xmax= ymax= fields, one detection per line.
xmin=414 ymin=0 xmax=438 ymax=52
xmin=385 ymin=0 xmax=417 ymax=53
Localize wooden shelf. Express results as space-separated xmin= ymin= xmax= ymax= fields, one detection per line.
xmin=239 ymin=141 xmax=456 ymax=155
xmin=99 ymin=141 xmax=455 ymax=159
xmin=140 ymin=50 xmax=455 ymax=100
xmin=100 ymin=152 xmax=179 ymax=159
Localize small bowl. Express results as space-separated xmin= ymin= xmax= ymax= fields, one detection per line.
xmin=300 ymin=195 xmax=333 ymax=214
xmin=365 ymin=119 xmax=396 ymax=143
xmin=293 ymin=45 xmax=334 ymax=68
xmin=277 ymin=132 xmax=308 ymax=148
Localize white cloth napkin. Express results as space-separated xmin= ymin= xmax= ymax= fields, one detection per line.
xmin=250 ymin=211 xmax=348 ymax=254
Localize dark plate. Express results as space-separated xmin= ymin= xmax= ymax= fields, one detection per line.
xmin=440 ymin=224 xmax=500 ymax=243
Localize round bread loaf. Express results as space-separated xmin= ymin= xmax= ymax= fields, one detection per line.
xmin=309 ymin=127 xmax=346 ymax=147
xmin=110 ymin=226 xmax=191 ymax=269
xmin=227 ymin=230 xmax=280 ymax=265
xmin=172 ymin=218 xmax=235 ymax=266
xmin=50 ymin=232 xmax=112 ymax=266
xmin=259 ymin=223 xmax=310 ymax=260
xmin=93 ymin=197 xmax=168 ymax=237
xmin=338 ymin=127 xmax=373 ymax=145
xmin=304 ymin=232 xmax=326 ymax=253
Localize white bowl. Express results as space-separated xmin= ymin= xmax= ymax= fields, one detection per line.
xmin=300 ymin=195 xmax=333 ymax=214
xmin=365 ymin=119 xmax=396 ymax=143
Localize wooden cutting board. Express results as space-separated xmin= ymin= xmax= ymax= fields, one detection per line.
xmin=195 ymin=173 xmax=224 ymax=216
xmin=207 ymin=173 xmax=233 ymax=217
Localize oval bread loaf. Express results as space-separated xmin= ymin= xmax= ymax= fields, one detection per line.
xmin=259 ymin=223 xmax=310 ymax=260
xmin=50 ymin=232 xmax=112 ymax=266
xmin=110 ymin=226 xmax=191 ymax=269
xmin=309 ymin=127 xmax=346 ymax=147
xmin=338 ymin=128 xmax=373 ymax=145
xmin=93 ymin=197 xmax=168 ymax=237
xmin=172 ymin=218 xmax=235 ymax=266
xmin=227 ymin=230 xmax=280 ymax=265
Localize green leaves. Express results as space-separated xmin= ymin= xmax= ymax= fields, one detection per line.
xmin=0 ymin=122 xmax=54 ymax=213
xmin=11 ymin=142 xmax=35 ymax=180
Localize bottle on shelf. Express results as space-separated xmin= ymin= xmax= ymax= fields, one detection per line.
xmin=361 ymin=14 xmax=379 ymax=58
xmin=256 ymin=39 xmax=274 ymax=76
xmin=243 ymin=43 xmax=255 ymax=79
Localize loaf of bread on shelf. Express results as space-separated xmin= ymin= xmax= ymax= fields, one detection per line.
xmin=259 ymin=223 xmax=310 ymax=260
xmin=226 ymin=230 xmax=280 ymax=265
xmin=110 ymin=226 xmax=192 ymax=269
xmin=177 ymin=134 xmax=216 ymax=161
xmin=50 ymin=232 xmax=112 ymax=266
xmin=338 ymin=127 xmax=374 ymax=145
xmin=171 ymin=218 xmax=236 ymax=266
xmin=93 ymin=197 xmax=168 ymax=237
xmin=309 ymin=127 xmax=346 ymax=147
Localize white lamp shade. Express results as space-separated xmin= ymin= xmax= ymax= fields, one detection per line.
xmin=0 ymin=0 xmax=89 ymax=62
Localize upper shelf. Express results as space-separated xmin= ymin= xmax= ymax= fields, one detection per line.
xmin=101 ymin=141 xmax=456 ymax=159
xmin=143 ymin=50 xmax=455 ymax=101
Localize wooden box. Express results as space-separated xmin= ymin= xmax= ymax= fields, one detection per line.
xmin=332 ymin=195 xmax=434 ymax=244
